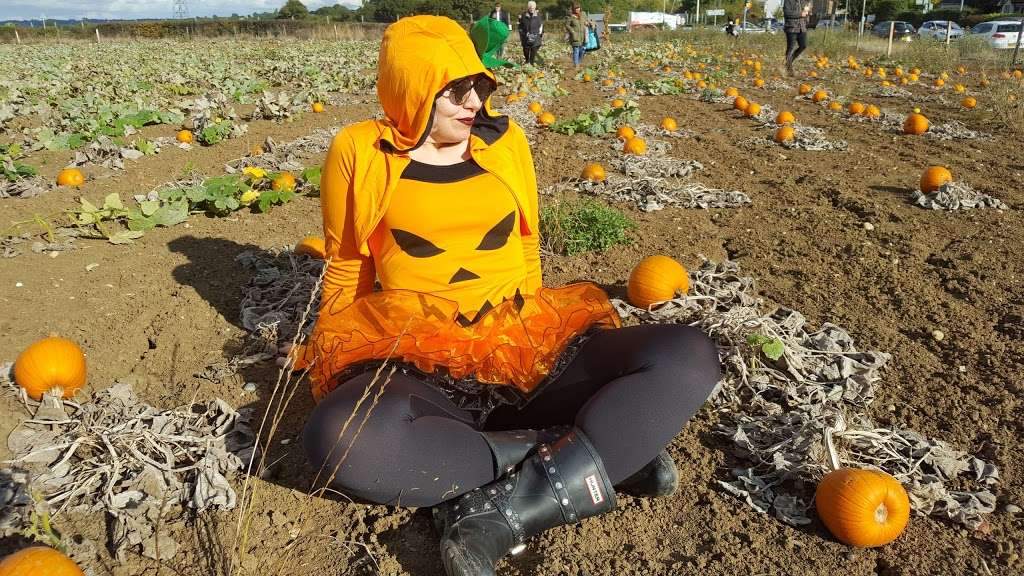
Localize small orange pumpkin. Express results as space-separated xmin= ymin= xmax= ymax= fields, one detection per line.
xmin=798 ymin=83 xmax=812 ymax=95
xmin=56 ymin=168 xmax=84 ymax=188
xmin=961 ymin=97 xmax=977 ymax=109
xmin=848 ymin=102 xmax=866 ymax=115
xmin=272 ymin=172 xmax=297 ymax=192
xmin=828 ymin=101 xmax=843 ymax=111
xmin=724 ymin=86 xmax=739 ymax=97
xmin=920 ymin=166 xmax=953 ymax=193
xmin=0 ymin=546 xmax=85 ymax=576
xmin=611 ymin=98 xmax=625 ymax=109
xmin=903 ymin=113 xmax=929 ymax=135
xmin=660 ymin=117 xmax=678 ymax=131
xmin=580 ymin=163 xmax=607 ymax=182
xmin=811 ymin=90 xmax=828 ymax=103
xmin=537 ymin=111 xmax=556 ymax=126
xmin=616 ymin=125 xmax=636 ymax=140
xmin=622 ymin=136 xmax=647 ymax=156
xmin=733 ymin=96 xmax=749 ymax=113
xmin=627 ymin=256 xmax=690 ymax=308
xmin=744 ymin=102 xmax=762 ymax=117
xmin=294 ymin=236 xmax=326 ymax=259
xmin=774 ymin=126 xmax=795 ymax=143
xmin=311 ymin=102 xmax=325 ymax=113
xmin=776 ymin=111 xmax=795 ymax=124
xmin=14 ymin=336 xmax=87 ymax=400
xmin=175 ymin=129 xmax=194 ymax=144
xmin=815 ymin=468 xmax=910 ymax=548
xmin=864 ymin=105 xmax=881 ymax=118
xmin=527 ymin=101 xmax=543 ymax=114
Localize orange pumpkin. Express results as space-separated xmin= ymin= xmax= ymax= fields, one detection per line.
xmin=582 ymin=73 xmax=592 ymax=82
xmin=815 ymin=468 xmax=910 ymax=548
xmin=580 ymin=163 xmax=607 ymax=182
xmin=660 ymin=117 xmax=678 ymax=131
xmin=56 ymin=168 xmax=84 ymax=187
xmin=798 ymin=83 xmax=812 ymax=95
xmin=961 ymin=97 xmax=977 ymax=109
xmin=611 ymin=98 xmax=626 ymax=109
xmin=627 ymin=256 xmax=690 ymax=308
xmin=0 ymin=547 xmax=84 ymax=576
xmin=615 ymin=86 xmax=628 ymax=96
xmin=175 ymin=129 xmax=194 ymax=144
xmin=733 ymin=96 xmax=749 ymax=113
xmin=754 ymin=78 xmax=765 ymax=88
xmin=828 ymin=101 xmax=843 ymax=111
xmin=812 ymin=90 xmax=828 ymax=103
xmin=864 ymin=105 xmax=881 ymax=118
xmin=294 ymin=236 xmax=326 ymax=259
xmin=776 ymin=111 xmax=796 ymax=124
xmin=934 ymin=78 xmax=945 ymax=88
xmin=774 ymin=126 xmax=795 ymax=143
xmin=272 ymin=172 xmax=297 ymax=192
xmin=537 ymin=111 xmax=556 ymax=126
xmin=13 ymin=336 xmax=86 ymax=400
xmin=622 ymin=136 xmax=647 ymax=155
xmin=848 ymin=102 xmax=866 ymax=115
xmin=903 ymin=113 xmax=929 ymax=135
xmin=527 ymin=101 xmax=543 ymax=114
xmin=311 ymin=102 xmax=325 ymax=113
xmin=744 ymin=102 xmax=762 ymax=117
xmin=920 ymin=166 xmax=953 ymax=193
xmin=616 ymin=125 xmax=636 ymax=140
xmin=724 ymin=86 xmax=739 ymax=97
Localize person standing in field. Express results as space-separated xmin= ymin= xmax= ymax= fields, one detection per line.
xmin=565 ymin=3 xmax=594 ymax=69
xmin=783 ymin=0 xmax=813 ymax=76
xmin=489 ymin=2 xmax=512 ymax=59
xmin=518 ymin=1 xmax=544 ymax=65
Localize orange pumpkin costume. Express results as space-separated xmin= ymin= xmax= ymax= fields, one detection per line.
xmin=300 ymin=16 xmax=620 ymax=403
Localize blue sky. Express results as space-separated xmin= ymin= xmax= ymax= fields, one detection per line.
xmin=1 ymin=1 xmax=361 ymax=21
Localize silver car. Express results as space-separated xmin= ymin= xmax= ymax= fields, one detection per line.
xmin=918 ymin=20 xmax=965 ymax=41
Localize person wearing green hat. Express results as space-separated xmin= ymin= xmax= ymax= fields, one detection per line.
xmin=471 ymin=15 xmax=514 ymax=70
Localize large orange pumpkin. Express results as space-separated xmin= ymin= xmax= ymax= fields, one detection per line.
xmin=580 ymin=163 xmax=607 ymax=182
xmin=920 ymin=166 xmax=953 ymax=193
xmin=864 ymin=105 xmax=881 ymax=118
xmin=848 ymin=102 xmax=866 ymax=115
xmin=13 ymin=336 xmax=87 ymax=400
xmin=294 ymin=236 xmax=326 ymax=259
xmin=56 ymin=168 xmax=84 ymax=188
xmin=815 ymin=468 xmax=910 ymax=548
xmin=616 ymin=125 xmax=636 ymax=140
xmin=0 ymin=547 xmax=84 ymax=576
xmin=627 ymin=256 xmax=690 ymax=308
xmin=903 ymin=113 xmax=929 ymax=135
xmin=733 ymin=96 xmax=749 ymax=113
xmin=537 ymin=112 xmax=556 ymax=126
xmin=776 ymin=111 xmax=795 ymax=125
xmin=744 ymin=102 xmax=762 ymax=117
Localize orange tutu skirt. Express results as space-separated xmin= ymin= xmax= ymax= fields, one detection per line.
xmin=302 ymin=283 xmax=621 ymax=402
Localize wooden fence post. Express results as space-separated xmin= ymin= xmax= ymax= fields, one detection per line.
xmin=886 ymin=21 xmax=895 ymax=57
xmin=14 ymin=29 xmax=20 ymax=44
xmin=95 ymin=28 xmax=101 ymax=42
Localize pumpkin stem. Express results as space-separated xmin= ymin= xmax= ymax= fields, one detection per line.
xmin=874 ymin=502 xmax=888 ymax=524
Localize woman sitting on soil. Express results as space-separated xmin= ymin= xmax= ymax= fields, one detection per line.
xmin=294 ymin=15 xmax=721 ymax=576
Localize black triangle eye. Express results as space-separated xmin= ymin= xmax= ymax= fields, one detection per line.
xmin=392 ymin=228 xmax=445 ymax=257
xmin=476 ymin=211 xmax=516 ymax=250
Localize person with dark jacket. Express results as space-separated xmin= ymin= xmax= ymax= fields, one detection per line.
xmin=783 ymin=0 xmax=813 ymax=76
xmin=489 ymin=2 xmax=512 ymax=58
xmin=518 ymin=1 xmax=544 ymax=65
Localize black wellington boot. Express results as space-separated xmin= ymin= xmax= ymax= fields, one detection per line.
xmin=432 ymin=428 xmax=617 ymax=576
xmin=614 ymin=449 xmax=679 ymax=498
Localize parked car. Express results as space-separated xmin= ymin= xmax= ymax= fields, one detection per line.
xmin=760 ymin=18 xmax=783 ymax=33
xmin=815 ymin=18 xmax=846 ymax=29
xmin=872 ymin=21 xmax=916 ymax=40
xmin=968 ymin=20 xmax=1022 ymax=49
xmin=721 ymin=22 xmax=767 ymax=34
xmin=918 ymin=20 xmax=965 ymax=41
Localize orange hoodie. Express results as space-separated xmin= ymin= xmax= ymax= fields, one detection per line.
xmin=318 ymin=15 xmax=542 ymax=319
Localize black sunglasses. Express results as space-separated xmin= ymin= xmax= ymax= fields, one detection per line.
xmin=441 ymin=75 xmax=496 ymax=106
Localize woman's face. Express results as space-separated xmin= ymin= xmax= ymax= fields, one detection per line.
xmin=427 ymin=75 xmax=491 ymax=145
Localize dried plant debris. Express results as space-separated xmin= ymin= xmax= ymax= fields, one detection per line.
xmin=612 ymin=260 xmax=998 ymax=529
xmin=872 ymin=86 xmax=913 ymax=98
xmin=4 ymin=381 xmax=256 ymax=561
xmin=928 ymin=120 xmax=990 ymax=141
xmin=236 ymin=248 xmax=324 ymax=342
xmin=912 ymin=181 xmax=1008 ymax=211
xmin=226 ymin=129 xmax=338 ymax=175
xmin=580 ymin=176 xmax=750 ymax=212
xmin=612 ymin=152 xmax=702 ymax=179
xmin=0 ymin=466 xmax=33 ymax=536
xmin=0 ymin=175 xmax=49 ymax=199
xmin=250 ymin=90 xmax=297 ymax=120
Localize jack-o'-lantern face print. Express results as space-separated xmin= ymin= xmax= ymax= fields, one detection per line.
xmin=387 ymin=210 xmax=525 ymax=326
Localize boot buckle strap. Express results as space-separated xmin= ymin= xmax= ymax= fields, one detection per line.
xmin=487 ymin=472 xmax=527 ymax=546
xmin=537 ymin=444 xmax=580 ymax=523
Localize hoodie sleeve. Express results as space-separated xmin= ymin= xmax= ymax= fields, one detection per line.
xmin=513 ymin=122 xmax=543 ymax=294
xmin=319 ymin=129 xmax=376 ymax=316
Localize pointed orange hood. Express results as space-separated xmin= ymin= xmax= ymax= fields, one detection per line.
xmin=377 ymin=15 xmax=498 ymax=152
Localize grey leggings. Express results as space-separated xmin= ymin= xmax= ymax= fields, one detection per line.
xmin=303 ymin=324 xmax=720 ymax=507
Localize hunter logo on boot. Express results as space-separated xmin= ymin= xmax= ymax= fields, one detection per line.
xmin=586 ymin=474 xmax=604 ymax=505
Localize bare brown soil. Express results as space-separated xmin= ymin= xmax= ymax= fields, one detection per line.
xmin=1 ymin=48 xmax=1022 ymax=576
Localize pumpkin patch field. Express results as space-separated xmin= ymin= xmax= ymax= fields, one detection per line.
xmin=1 ymin=30 xmax=1022 ymax=576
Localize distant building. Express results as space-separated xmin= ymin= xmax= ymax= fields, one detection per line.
xmin=999 ymin=0 xmax=1024 ymax=13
